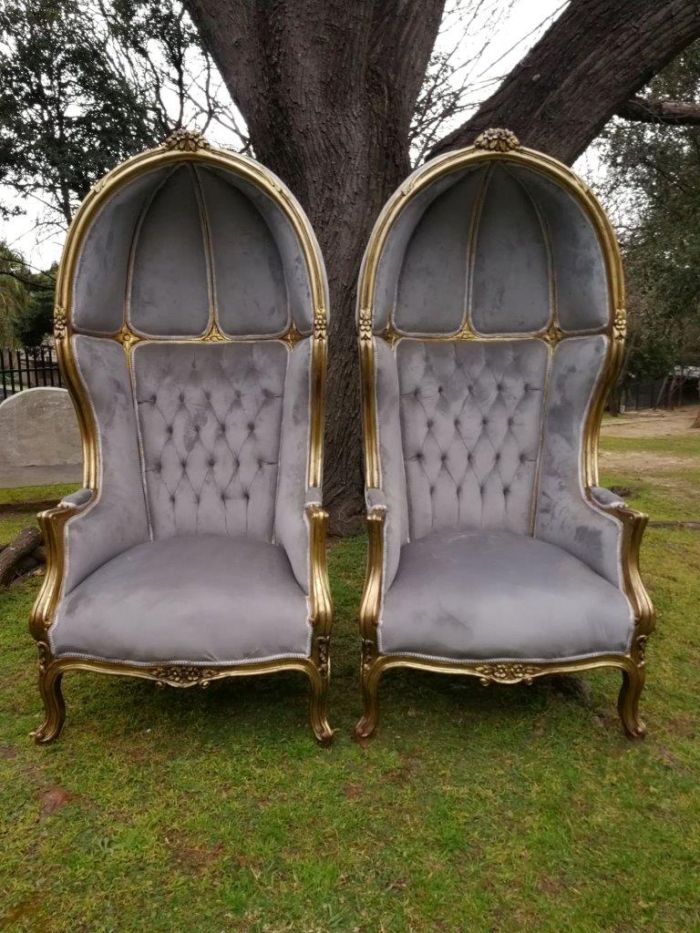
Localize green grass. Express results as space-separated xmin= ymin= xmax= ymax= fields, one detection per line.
xmin=1 ymin=445 xmax=699 ymax=930
xmin=601 ymin=433 xmax=700 ymax=458
xmin=0 ymin=484 xmax=79 ymax=546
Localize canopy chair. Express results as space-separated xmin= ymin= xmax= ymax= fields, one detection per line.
xmin=355 ymin=128 xmax=654 ymax=740
xmin=30 ymin=130 xmax=333 ymax=745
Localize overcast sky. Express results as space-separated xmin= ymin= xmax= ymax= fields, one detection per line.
xmin=0 ymin=0 xmax=570 ymax=271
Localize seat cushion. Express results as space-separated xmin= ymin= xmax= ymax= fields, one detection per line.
xmin=380 ymin=530 xmax=633 ymax=661
xmin=50 ymin=534 xmax=311 ymax=664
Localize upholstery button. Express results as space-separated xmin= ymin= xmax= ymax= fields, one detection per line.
xmin=204 ymin=391 xmax=211 ymax=400
xmin=519 ymin=453 xmax=526 ymax=463
xmin=208 ymin=457 xmax=215 ymax=467
xmin=454 ymin=417 xmax=460 ymax=427
xmin=258 ymin=459 xmax=264 ymax=468
xmin=155 ymin=462 xmax=161 ymax=473
xmin=494 ymin=452 xmax=500 ymax=461
xmin=524 ymin=383 xmax=530 ymax=391
xmin=150 ymin=395 xmax=156 ymax=404
xmin=166 ymin=425 xmax=173 ymax=435
xmin=170 ymin=494 xmax=176 ymax=504
xmin=194 ymin=424 xmax=200 ymax=434
xmin=247 ymin=422 xmax=255 ymax=432
xmin=507 ymin=418 xmax=514 ymax=427
xmin=427 ymin=419 xmax=433 ymax=429
xmin=219 ymin=423 xmax=226 ymax=434
xmin=194 ymin=495 xmax=200 ymax=505
xmin=181 ymin=458 xmax=187 ymax=468
xmin=415 ymin=452 xmax=423 ymax=461
xmin=482 ymin=417 xmax=488 ymax=426
xmin=503 ymin=486 xmax=510 ymax=495
xmin=440 ymin=453 xmax=447 ymax=463
xmin=467 ymin=453 xmax=473 ymax=463
xmin=414 ymin=388 xmax=420 ymax=398
xmin=429 ymin=486 xmax=435 ymax=494
xmin=243 ymin=491 xmax=250 ymax=501
xmin=179 ymin=393 xmax=185 ymax=403
xmin=497 ymin=383 xmax=503 ymax=391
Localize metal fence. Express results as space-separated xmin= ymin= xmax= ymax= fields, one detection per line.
xmin=0 ymin=346 xmax=63 ymax=401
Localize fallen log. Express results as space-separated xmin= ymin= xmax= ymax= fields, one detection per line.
xmin=0 ymin=526 xmax=42 ymax=586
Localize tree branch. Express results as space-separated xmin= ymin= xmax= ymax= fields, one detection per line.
xmin=617 ymin=96 xmax=700 ymax=126
xmin=429 ymin=0 xmax=700 ymax=165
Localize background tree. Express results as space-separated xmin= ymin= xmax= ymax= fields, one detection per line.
xmin=0 ymin=242 xmax=54 ymax=346
xmin=184 ymin=0 xmax=700 ymax=529
xmin=595 ymin=43 xmax=700 ymax=395
xmin=0 ymin=0 xmax=244 ymax=228
xmin=3 ymin=0 xmax=700 ymax=524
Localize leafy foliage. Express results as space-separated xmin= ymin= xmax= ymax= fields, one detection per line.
xmin=0 ymin=241 xmax=54 ymax=346
xmin=597 ymin=42 xmax=700 ymax=379
xmin=0 ymin=0 xmax=234 ymax=229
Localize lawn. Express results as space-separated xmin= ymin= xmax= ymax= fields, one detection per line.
xmin=1 ymin=416 xmax=699 ymax=930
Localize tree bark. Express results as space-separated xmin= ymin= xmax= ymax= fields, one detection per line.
xmin=186 ymin=0 xmax=445 ymax=531
xmin=430 ymin=0 xmax=700 ymax=164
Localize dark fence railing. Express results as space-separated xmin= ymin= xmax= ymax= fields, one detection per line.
xmin=617 ymin=375 xmax=699 ymax=412
xmin=0 ymin=346 xmax=62 ymax=401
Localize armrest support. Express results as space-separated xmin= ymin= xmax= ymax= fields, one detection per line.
xmin=584 ymin=485 xmax=655 ymax=634
xmin=305 ymin=503 xmax=332 ymax=636
xmin=29 ymin=490 xmax=94 ymax=641
xmin=359 ymin=495 xmax=386 ymax=638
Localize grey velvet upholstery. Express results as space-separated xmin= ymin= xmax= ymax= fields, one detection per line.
xmin=51 ymin=534 xmax=311 ymax=663
xmin=54 ymin=152 xmax=325 ymax=665
xmin=380 ymin=529 xmax=633 ymax=660
xmin=363 ymin=150 xmax=632 ymax=664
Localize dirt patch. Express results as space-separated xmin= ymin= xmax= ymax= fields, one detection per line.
xmin=602 ymin=406 xmax=699 ymax=439
xmin=599 ymin=450 xmax=691 ymax=473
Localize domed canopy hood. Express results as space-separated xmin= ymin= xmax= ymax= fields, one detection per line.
xmin=58 ymin=130 xmax=327 ymax=342
xmin=359 ymin=127 xmax=623 ymax=341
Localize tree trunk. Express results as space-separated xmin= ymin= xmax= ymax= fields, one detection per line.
xmin=185 ymin=0 xmax=700 ymax=528
xmin=185 ymin=0 xmax=444 ymax=531
xmin=431 ymin=0 xmax=700 ymax=164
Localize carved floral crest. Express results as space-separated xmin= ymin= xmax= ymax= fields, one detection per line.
xmin=162 ymin=128 xmax=211 ymax=153
xmin=53 ymin=307 xmax=68 ymax=340
xmin=474 ymin=127 xmax=520 ymax=152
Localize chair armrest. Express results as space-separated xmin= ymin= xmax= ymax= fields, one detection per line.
xmin=59 ymin=488 xmax=93 ymax=509
xmin=305 ymin=486 xmax=323 ymax=508
xmin=590 ymin=485 xmax=625 ymax=509
xmin=365 ymin=487 xmax=388 ymax=513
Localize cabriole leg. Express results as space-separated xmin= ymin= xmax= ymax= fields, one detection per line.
xmin=355 ymin=649 xmax=382 ymax=741
xmin=33 ymin=663 xmax=66 ymax=745
xmin=308 ymin=664 xmax=333 ymax=746
xmin=618 ymin=664 xmax=646 ymax=739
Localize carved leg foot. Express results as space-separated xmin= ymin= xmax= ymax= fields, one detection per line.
xmin=354 ymin=655 xmax=382 ymax=741
xmin=308 ymin=665 xmax=333 ymax=746
xmin=618 ymin=664 xmax=646 ymax=739
xmin=32 ymin=664 xmax=66 ymax=745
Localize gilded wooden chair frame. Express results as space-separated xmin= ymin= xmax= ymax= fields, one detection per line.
xmin=30 ymin=131 xmax=333 ymax=745
xmin=355 ymin=130 xmax=654 ymax=741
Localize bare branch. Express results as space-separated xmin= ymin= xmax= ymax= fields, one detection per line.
xmin=617 ymin=96 xmax=700 ymax=126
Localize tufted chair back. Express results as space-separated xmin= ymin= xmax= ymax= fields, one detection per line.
xmin=57 ymin=136 xmax=327 ymax=592
xmin=358 ymin=136 xmax=623 ymax=590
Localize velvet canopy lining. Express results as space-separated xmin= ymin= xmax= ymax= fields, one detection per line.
xmin=370 ymin=162 xmax=610 ymax=335
xmin=71 ymin=163 xmax=315 ymax=337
